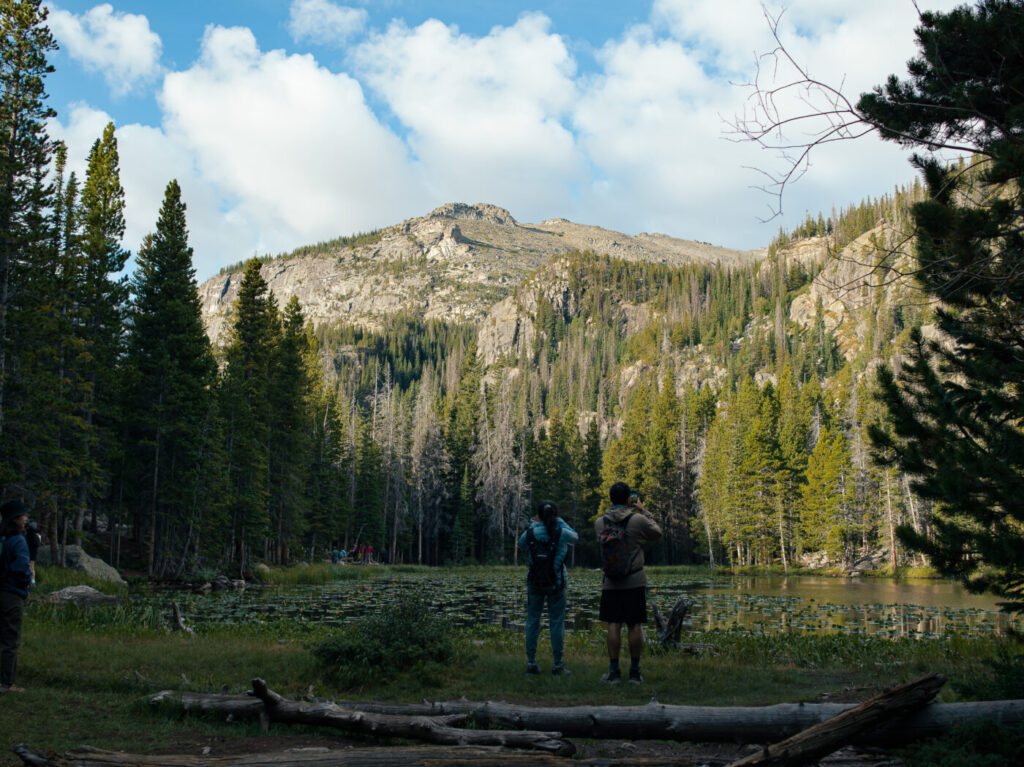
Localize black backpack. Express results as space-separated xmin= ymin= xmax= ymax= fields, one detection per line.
xmin=526 ymin=526 xmax=562 ymax=592
xmin=599 ymin=512 xmax=637 ymax=581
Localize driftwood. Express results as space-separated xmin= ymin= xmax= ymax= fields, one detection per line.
xmin=151 ymin=689 xmax=1024 ymax=746
xmin=652 ymin=596 xmax=693 ymax=647
xmin=727 ymin=673 xmax=945 ymax=766
xmin=250 ymin=678 xmax=575 ymax=757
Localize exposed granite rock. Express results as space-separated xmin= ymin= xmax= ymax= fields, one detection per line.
xmin=36 ymin=544 xmax=126 ymax=584
xmin=37 ymin=585 xmax=121 ymax=606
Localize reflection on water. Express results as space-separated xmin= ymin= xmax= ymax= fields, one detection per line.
xmin=144 ymin=570 xmax=1022 ymax=639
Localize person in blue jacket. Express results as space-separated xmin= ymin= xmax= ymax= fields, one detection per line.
xmin=0 ymin=499 xmax=33 ymax=693
xmin=518 ymin=499 xmax=578 ymax=676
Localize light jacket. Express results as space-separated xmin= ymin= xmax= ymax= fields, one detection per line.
xmin=594 ymin=504 xmax=662 ymax=590
xmin=518 ymin=518 xmax=579 ymax=592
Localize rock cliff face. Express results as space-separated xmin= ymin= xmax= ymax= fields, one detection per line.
xmin=198 ymin=202 xmax=763 ymax=348
xmin=786 ymin=225 xmax=918 ymax=360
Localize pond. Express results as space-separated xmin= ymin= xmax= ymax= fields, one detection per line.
xmin=147 ymin=568 xmax=1021 ymax=639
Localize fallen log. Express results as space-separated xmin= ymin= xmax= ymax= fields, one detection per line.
xmin=727 ymin=672 xmax=945 ymax=766
xmin=9 ymin=744 xmax=676 ymax=767
xmin=652 ymin=596 xmax=693 ymax=647
xmin=150 ymin=689 xmax=1024 ymax=746
xmin=250 ymin=678 xmax=575 ymax=757
xmin=10 ymin=744 xmax=899 ymax=767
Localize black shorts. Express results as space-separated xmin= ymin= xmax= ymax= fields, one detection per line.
xmin=599 ymin=586 xmax=647 ymax=626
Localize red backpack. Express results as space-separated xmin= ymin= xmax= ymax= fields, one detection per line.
xmin=599 ymin=512 xmax=637 ymax=581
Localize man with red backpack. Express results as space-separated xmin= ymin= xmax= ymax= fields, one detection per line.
xmin=594 ymin=482 xmax=662 ymax=684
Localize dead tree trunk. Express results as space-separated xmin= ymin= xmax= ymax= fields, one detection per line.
xmin=652 ymin=596 xmax=693 ymax=647
xmin=250 ymin=679 xmax=575 ymax=757
xmin=727 ymin=672 xmax=946 ymax=766
xmin=10 ymin=744 xmax=676 ymax=767
xmin=150 ymin=688 xmax=1024 ymax=746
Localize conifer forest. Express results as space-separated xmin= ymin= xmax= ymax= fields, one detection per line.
xmin=2 ymin=0 xmax=1022 ymax=609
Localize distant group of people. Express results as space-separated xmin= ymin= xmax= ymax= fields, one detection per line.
xmin=519 ymin=481 xmax=662 ymax=683
xmin=331 ymin=543 xmax=389 ymax=565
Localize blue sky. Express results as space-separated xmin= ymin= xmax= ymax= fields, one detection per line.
xmin=44 ymin=0 xmax=961 ymax=279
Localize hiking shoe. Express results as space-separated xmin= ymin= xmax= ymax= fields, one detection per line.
xmin=525 ymin=663 xmax=540 ymax=676
xmin=628 ymin=668 xmax=643 ymax=684
xmin=551 ymin=664 xmax=572 ymax=676
xmin=601 ymin=669 xmax=621 ymax=684
xmin=0 ymin=685 xmax=25 ymax=693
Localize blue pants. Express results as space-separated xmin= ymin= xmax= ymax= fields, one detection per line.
xmin=525 ymin=587 xmax=566 ymax=666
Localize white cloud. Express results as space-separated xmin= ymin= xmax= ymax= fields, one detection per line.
xmin=353 ymin=14 xmax=584 ymax=220
xmin=288 ymin=0 xmax=367 ymax=45
xmin=47 ymin=3 xmax=162 ymax=96
xmin=569 ymin=0 xmax=970 ymax=247
xmin=158 ymin=25 xmax=424 ymax=268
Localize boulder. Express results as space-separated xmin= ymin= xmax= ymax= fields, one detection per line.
xmin=203 ymin=574 xmax=246 ymax=593
xmin=850 ymin=547 xmax=890 ymax=574
xmin=800 ymin=550 xmax=833 ymax=570
xmin=36 ymin=544 xmax=126 ymax=585
xmin=37 ymin=585 xmax=121 ymax=606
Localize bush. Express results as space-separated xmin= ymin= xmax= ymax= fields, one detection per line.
xmin=311 ymin=593 xmax=454 ymax=684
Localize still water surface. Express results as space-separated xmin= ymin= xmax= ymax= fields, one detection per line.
xmin=157 ymin=569 xmax=1020 ymax=639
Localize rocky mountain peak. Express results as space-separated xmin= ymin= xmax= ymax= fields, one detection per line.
xmin=425 ymin=202 xmax=517 ymax=226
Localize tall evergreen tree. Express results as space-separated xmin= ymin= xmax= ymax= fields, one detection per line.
xmin=862 ymin=0 xmax=1024 ymax=611
xmin=72 ymin=121 xmax=129 ymax=542
xmin=122 ymin=179 xmax=217 ymax=575
xmin=267 ymin=294 xmax=312 ymax=564
xmin=219 ymin=259 xmax=276 ymax=570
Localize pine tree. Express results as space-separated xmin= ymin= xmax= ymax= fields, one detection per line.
xmin=121 ymin=179 xmax=217 ymax=575
xmin=75 ymin=121 xmax=129 ymax=540
xmin=862 ymin=0 xmax=1024 ymax=611
xmin=267 ymin=294 xmax=312 ymax=564
xmin=0 ymin=0 xmax=56 ymax=486
xmin=219 ymin=259 xmax=276 ymax=570
xmin=800 ymin=426 xmax=854 ymax=561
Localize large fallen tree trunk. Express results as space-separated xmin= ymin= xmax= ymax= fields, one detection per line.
xmin=9 ymin=744 xmax=904 ymax=767
xmin=250 ymin=678 xmax=575 ymax=757
xmin=9 ymin=744 xmax=682 ymax=767
xmin=727 ymin=672 xmax=945 ymax=766
xmin=151 ymin=689 xmax=1024 ymax=746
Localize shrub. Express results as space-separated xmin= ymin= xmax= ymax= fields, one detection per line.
xmin=311 ymin=593 xmax=454 ymax=685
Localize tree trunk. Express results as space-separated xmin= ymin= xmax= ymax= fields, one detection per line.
xmin=250 ymin=679 xmax=575 ymax=757
xmin=11 ymin=744 xmax=681 ymax=767
xmin=726 ymin=673 xmax=945 ymax=766
xmin=651 ymin=597 xmax=693 ymax=647
xmin=149 ymin=689 xmax=1024 ymax=746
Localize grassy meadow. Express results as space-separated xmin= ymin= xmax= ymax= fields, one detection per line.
xmin=1 ymin=564 xmax=1022 ymax=765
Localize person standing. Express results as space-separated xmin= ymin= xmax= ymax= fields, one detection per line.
xmin=0 ymin=499 xmax=33 ymax=693
xmin=519 ymin=499 xmax=578 ymax=676
xmin=595 ymin=482 xmax=662 ymax=684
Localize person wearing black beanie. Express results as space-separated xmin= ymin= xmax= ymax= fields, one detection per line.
xmin=0 ymin=498 xmax=33 ymax=693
